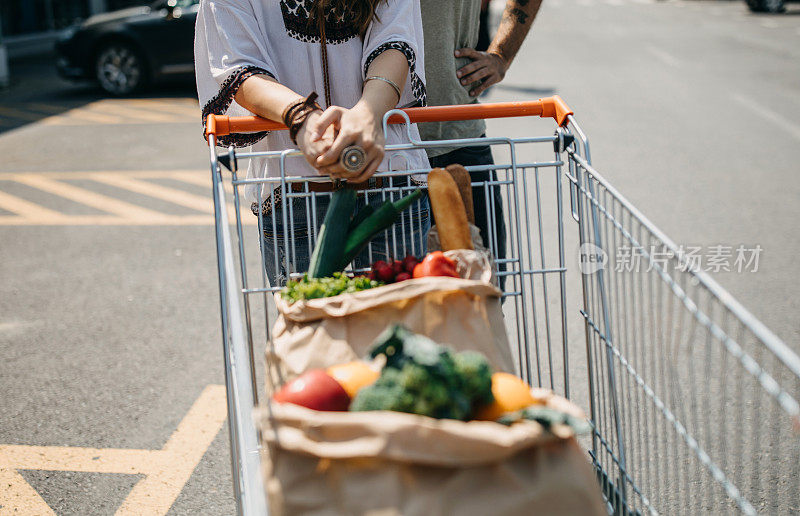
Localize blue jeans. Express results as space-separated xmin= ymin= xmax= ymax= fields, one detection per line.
xmin=259 ymin=188 xmax=431 ymax=287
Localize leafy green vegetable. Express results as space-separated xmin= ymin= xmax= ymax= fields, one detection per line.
xmin=350 ymin=325 xmax=493 ymax=420
xmin=307 ymin=188 xmax=357 ymax=278
xmin=453 ymin=351 xmax=494 ymax=410
xmin=281 ymin=273 xmax=382 ymax=303
xmin=338 ymin=189 xmax=423 ymax=270
xmin=497 ymin=406 xmax=592 ymax=435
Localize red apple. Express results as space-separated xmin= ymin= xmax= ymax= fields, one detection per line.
xmin=273 ymin=369 xmax=351 ymax=411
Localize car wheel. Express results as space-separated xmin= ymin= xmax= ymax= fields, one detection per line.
xmin=95 ymin=43 xmax=147 ymax=95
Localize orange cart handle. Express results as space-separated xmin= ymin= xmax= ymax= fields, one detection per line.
xmin=206 ymin=95 xmax=573 ymax=138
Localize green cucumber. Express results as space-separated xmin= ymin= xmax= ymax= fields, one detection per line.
xmin=338 ymin=189 xmax=423 ymax=269
xmin=308 ymin=188 xmax=357 ymax=278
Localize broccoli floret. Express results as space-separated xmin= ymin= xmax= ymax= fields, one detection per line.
xmin=454 ymin=351 xmax=494 ymax=409
xmin=350 ymin=360 xmax=472 ymax=420
xmin=350 ymin=384 xmax=405 ymax=412
xmin=353 ymin=325 xmax=495 ymax=421
xmin=350 ymin=367 xmax=416 ymax=413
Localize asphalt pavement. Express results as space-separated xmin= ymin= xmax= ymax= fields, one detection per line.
xmin=0 ymin=0 xmax=798 ymax=514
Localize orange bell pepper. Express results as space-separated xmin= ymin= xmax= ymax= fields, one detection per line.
xmin=412 ymin=251 xmax=459 ymax=279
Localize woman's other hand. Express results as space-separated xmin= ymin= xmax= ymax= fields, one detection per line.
xmin=311 ymin=101 xmax=385 ymax=183
xmin=296 ymin=110 xmax=335 ymax=169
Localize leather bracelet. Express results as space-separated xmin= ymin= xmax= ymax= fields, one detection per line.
xmin=282 ymin=92 xmax=323 ymax=145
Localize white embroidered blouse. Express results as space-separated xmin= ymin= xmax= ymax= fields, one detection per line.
xmin=194 ymin=0 xmax=430 ymax=201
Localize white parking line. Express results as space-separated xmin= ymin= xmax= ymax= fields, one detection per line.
xmin=731 ymin=93 xmax=800 ymax=142
xmin=759 ymin=19 xmax=779 ymax=29
xmin=646 ymin=46 xmax=681 ymax=68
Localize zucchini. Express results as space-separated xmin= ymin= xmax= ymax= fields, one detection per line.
xmin=338 ymin=189 xmax=423 ymax=269
xmin=308 ymin=188 xmax=357 ymax=278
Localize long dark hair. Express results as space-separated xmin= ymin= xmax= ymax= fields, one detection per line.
xmin=314 ymin=0 xmax=387 ymax=35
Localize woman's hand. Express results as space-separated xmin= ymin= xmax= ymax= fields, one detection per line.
xmin=310 ymin=101 xmax=385 ymax=183
xmin=296 ymin=110 xmax=335 ymax=169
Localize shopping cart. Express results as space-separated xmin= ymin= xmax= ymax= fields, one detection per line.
xmin=205 ymin=97 xmax=800 ymax=515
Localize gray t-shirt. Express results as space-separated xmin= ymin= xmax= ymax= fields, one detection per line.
xmin=419 ymin=0 xmax=486 ymax=157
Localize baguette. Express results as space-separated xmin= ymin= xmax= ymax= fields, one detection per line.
xmin=445 ymin=164 xmax=475 ymax=224
xmin=427 ymin=168 xmax=474 ymax=251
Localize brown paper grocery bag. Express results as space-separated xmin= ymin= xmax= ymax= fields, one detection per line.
xmin=270 ymin=250 xmax=514 ymax=382
xmin=257 ymin=398 xmax=607 ymax=516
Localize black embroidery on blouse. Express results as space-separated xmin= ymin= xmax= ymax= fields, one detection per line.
xmin=364 ymin=41 xmax=427 ymax=107
xmin=202 ymin=65 xmax=274 ymax=148
xmin=280 ymin=0 xmax=359 ymax=44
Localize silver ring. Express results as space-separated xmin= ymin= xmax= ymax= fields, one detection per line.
xmin=340 ymin=145 xmax=367 ymax=174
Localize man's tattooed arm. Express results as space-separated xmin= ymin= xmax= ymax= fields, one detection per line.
xmin=509 ymin=7 xmax=530 ymax=24
xmin=492 ymin=0 xmax=542 ymax=61
xmin=453 ymin=0 xmax=542 ymax=96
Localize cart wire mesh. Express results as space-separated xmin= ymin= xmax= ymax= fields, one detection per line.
xmin=206 ymin=100 xmax=800 ymax=516
xmin=566 ymin=122 xmax=800 ymax=515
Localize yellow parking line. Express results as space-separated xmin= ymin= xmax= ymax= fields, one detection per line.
xmin=0 ymin=170 xmax=257 ymax=226
xmin=0 ymin=446 xmax=155 ymax=475
xmin=172 ymin=171 xmax=235 ymax=196
xmin=0 ymin=385 xmax=228 ymax=516
xmin=13 ymin=175 xmax=170 ymax=222
xmin=0 ymin=469 xmax=56 ymax=516
xmin=0 ymin=190 xmax=63 ymax=220
xmin=0 ymin=214 xmax=256 ymax=226
xmin=116 ymin=385 xmax=228 ymax=515
xmin=91 ymin=174 xmax=213 ymax=213
xmin=0 ymin=170 xmax=206 ymax=181
xmin=0 ymin=215 xmax=208 ymax=226
xmin=124 ymin=99 xmax=199 ymax=117
xmin=90 ymin=174 xmax=244 ymax=224
xmin=51 ymin=107 xmax=122 ymax=125
xmin=83 ymin=101 xmax=180 ymax=123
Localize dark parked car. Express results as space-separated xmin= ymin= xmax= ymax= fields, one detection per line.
xmin=745 ymin=0 xmax=794 ymax=12
xmin=56 ymin=0 xmax=198 ymax=95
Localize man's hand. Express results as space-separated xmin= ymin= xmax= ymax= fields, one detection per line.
xmin=455 ymin=48 xmax=509 ymax=97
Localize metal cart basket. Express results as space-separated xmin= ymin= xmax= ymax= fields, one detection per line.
xmin=205 ymin=97 xmax=800 ymax=515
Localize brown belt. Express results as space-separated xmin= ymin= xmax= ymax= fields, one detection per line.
xmin=289 ymin=177 xmax=384 ymax=193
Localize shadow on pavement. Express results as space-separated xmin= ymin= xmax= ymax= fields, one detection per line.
xmin=0 ymin=52 xmax=199 ymax=135
xmin=493 ymin=84 xmax=556 ymax=96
